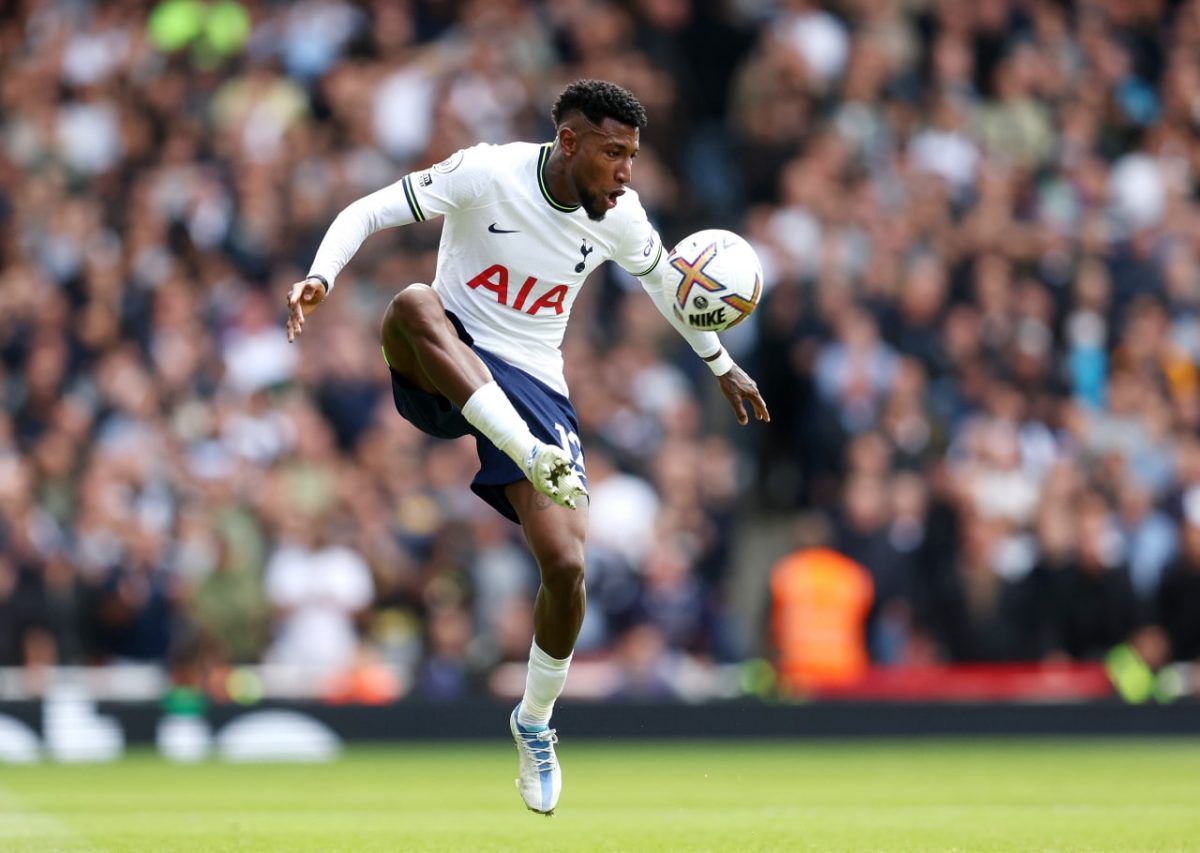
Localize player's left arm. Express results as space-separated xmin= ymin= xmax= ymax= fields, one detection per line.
xmin=623 ymin=226 xmax=769 ymax=426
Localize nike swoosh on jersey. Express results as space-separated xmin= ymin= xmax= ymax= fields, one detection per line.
xmin=488 ymin=223 xmax=520 ymax=234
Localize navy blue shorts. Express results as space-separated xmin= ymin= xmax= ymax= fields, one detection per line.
xmin=388 ymin=311 xmax=586 ymax=523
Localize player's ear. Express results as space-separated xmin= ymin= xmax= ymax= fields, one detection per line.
xmin=558 ymin=125 xmax=579 ymax=157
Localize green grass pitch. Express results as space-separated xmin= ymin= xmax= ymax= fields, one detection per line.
xmin=2 ymin=739 xmax=1198 ymax=852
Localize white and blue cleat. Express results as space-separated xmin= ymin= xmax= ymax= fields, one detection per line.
xmin=521 ymin=443 xmax=587 ymax=510
xmin=510 ymin=704 xmax=562 ymax=815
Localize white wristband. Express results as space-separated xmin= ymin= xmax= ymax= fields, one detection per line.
xmin=705 ymin=349 xmax=735 ymax=376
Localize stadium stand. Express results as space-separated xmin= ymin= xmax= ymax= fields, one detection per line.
xmin=0 ymin=0 xmax=1198 ymax=706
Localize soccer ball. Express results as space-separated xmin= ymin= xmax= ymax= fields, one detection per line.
xmin=668 ymin=229 xmax=763 ymax=332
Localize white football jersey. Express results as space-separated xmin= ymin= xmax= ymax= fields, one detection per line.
xmin=309 ymin=141 xmax=720 ymax=394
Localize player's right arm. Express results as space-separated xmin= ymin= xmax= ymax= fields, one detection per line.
xmin=287 ymin=146 xmax=488 ymax=342
xmin=287 ymin=177 xmax=424 ymax=341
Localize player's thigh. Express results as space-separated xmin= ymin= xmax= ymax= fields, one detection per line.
xmin=505 ymin=479 xmax=589 ymax=576
xmin=380 ymin=283 xmax=456 ymax=394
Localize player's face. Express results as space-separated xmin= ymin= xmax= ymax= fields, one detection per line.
xmin=571 ymin=118 xmax=639 ymax=221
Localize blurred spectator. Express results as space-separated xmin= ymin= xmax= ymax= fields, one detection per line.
xmin=1155 ymin=489 xmax=1200 ymax=663
xmin=2 ymin=0 xmax=1198 ymax=701
xmin=925 ymin=511 xmax=1045 ymax=663
xmin=609 ymin=622 xmax=678 ymax=700
xmin=263 ymin=516 xmax=374 ymax=675
xmin=416 ymin=604 xmax=475 ymax=700
xmin=185 ymin=510 xmax=270 ymax=665
xmin=1115 ymin=476 xmax=1178 ymax=604
xmin=1044 ymin=493 xmax=1138 ymax=661
xmin=814 ymin=305 xmax=899 ymax=436
xmin=770 ymin=516 xmax=873 ymax=692
xmin=0 ymin=555 xmax=46 ymax=667
xmin=92 ymin=527 xmax=178 ymax=663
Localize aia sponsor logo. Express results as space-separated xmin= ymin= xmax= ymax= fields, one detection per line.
xmin=467 ymin=264 xmax=568 ymax=315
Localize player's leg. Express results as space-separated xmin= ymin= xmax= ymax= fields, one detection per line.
xmin=507 ymin=479 xmax=589 ymax=659
xmin=505 ymin=478 xmax=588 ymax=815
xmin=380 ymin=282 xmax=489 ymax=403
xmin=381 ymin=285 xmax=585 ymax=507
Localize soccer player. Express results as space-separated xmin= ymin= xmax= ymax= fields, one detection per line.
xmin=286 ymin=79 xmax=769 ymax=814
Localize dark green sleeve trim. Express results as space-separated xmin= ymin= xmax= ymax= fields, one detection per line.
xmin=631 ymin=242 xmax=664 ymax=277
xmin=402 ymin=175 xmax=426 ymax=222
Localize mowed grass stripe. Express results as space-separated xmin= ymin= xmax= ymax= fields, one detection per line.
xmin=0 ymin=789 xmax=96 ymax=852
xmin=1 ymin=740 xmax=1198 ymax=852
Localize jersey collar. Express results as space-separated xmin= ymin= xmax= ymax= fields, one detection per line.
xmin=537 ymin=143 xmax=581 ymax=213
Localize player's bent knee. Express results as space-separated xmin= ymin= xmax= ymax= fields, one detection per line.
xmin=538 ymin=553 xmax=585 ymax=599
xmin=385 ymin=284 xmax=443 ymax=339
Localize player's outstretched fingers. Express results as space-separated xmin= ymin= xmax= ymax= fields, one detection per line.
xmin=286 ymin=301 xmax=303 ymax=342
xmin=286 ymin=283 xmax=307 ymax=342
xmin=285 ymin=277 xmax=328 ymax=342
xmin=750 ymin=390 xmax=771 ymax=423
xmin=717 ymin=366 xmax=768 ymax=426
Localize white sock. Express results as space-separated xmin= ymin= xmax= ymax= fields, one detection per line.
xmin=518 ymin=640 xmax=572 ymax=728
xmin=460 ymin=381 xmax=540 ymax=467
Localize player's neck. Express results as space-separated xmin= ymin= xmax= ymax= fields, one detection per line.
xmin=541 ymin=144 xmax=581 ymax=208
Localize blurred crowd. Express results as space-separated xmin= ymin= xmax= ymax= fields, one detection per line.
xmin=1 ymin=0 xmax=1199 ymax=703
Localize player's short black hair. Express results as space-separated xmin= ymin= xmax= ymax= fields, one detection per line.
xmin=551 ymin=79 xmax=648 ymax=130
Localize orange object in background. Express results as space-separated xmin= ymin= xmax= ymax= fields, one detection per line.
xmin=322 ymin=645 xmax=404 ymax=705
xmin=770 ymin=547 xmax=874 ymax=693
xmin=323 ymin=661 xmax=403 ymax=705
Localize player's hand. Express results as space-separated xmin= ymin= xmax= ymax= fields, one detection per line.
xmin=286 ymin=277 xmax=328 ymax=342
xmin=717 ymin=365 xmax=770 ymax=426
